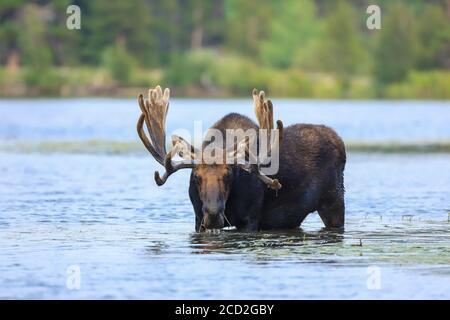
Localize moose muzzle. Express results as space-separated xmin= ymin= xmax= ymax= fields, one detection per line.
xmin=202 ymin=202 xmax=225 ymax=229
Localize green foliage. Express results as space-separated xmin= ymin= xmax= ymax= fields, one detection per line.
xmin=224 ymin=0 xmax=272 ymax=56
xmin=415 ymin=5 xmax=450 ymax=70
xmin=212 ymin=54 xmax=273 ymax=94
xmin=0 ymin=0 xmax=449 ymax=98
xmin=260 ymin=0 xmax=320 ymax=69
xmin=82 ymin=0 xmax=155 ymax=66
xmin=166 ymin=50 xmax=219 ymax=86
xmin=385 ymin=71 xmax=450 ymax=99
xmin=102 ymin=39 xmax=136 ymax=84
xmin=317 ymin=0 xmax=368 ymax=92
xmin=18 ymin=4 xmax=53 ymax=68
xmin=23 ymin=68 xmax=61 ymax=95
xmin=373 ymin=2 xmax=417 ymax=87
xmin=15 ymin=4 xmax=60 ymax=95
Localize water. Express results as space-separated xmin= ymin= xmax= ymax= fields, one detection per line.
xmin=0 ymin=99 xmax=449 ymax=299
xmin=1 ymin=98 xmax=449 ymax=142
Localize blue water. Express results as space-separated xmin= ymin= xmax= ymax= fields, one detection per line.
xmin=0 ymin=99 xmax=449 ymax=299
xmin=1 ymin=98 xmax=449 ymax=141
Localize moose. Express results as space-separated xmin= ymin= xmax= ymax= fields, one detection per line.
xmin=137 ymin=85 xmax=346 ymax=232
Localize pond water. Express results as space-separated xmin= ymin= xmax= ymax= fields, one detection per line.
xmin=1 ymin=98 xmax=449 ymax=142
xmin=0 ymin=99 xmax=449 ymax=299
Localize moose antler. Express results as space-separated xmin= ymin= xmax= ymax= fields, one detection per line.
xmin=252 ymin=89 xmax=283 ymax=141
xmin=137 ymin=85 xmax=197 ymax=186
xmin=246 ymin=89 xmax=284 ymax=190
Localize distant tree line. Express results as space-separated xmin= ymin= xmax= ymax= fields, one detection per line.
xmin=0 ymin=0 xmax=449 ymax=97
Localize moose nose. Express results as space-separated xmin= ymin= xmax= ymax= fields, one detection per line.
xmin=202 ymin=203 xmax=225 ymax=216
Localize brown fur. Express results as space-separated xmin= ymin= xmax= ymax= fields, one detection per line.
xmin=189 ymin=113 xmax=346 ymax=231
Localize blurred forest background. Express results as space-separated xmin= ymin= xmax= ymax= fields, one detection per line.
xmin=0 ymin=0 xmax=449 ymax=98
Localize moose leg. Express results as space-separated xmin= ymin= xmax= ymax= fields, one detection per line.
xmin=189 ymin=178 xmax=205 ymax=232
xmin=225 ymin=170 xmax=264 ymax=232
xmin=225 ymin=195 xmax=262 ymax=232
xmin=234 ymin=206 xmax=261 ymax=232
xmin=195 ymin=215 xmax=204 ymax=232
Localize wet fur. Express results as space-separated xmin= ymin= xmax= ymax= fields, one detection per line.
xmin=189 ymin=113 xmax=346 ymax=231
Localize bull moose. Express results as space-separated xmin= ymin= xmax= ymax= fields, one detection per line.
xmin=137 ymin=85 xmax=346 ymax=232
